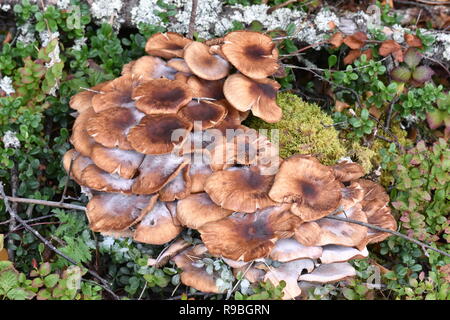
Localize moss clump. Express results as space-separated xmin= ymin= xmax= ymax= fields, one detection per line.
xmin=244 ymin=92 xmax=347 ymax=165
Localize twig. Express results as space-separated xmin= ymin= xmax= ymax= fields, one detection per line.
xmin=267 ymin=0 xmax=298 ymax=14
xmin=325 ymin=215 xmax=450 ymax=258
xmin=167 ymin=292 xmax=213 ymax=300
xmin=226 ymin=261 xmax=254 ymax=300
xmin=8 ymin=164 xmax=18 ymax=261
xmin=187 ymin=0 xmax=198 ymax=39
xmin=0 ymin=183 xmax=119 ymax=300
xmin=384 ymin=95 xmax=400 ymax=131
xmin=0 ymin=195 xmax=86 ymax=211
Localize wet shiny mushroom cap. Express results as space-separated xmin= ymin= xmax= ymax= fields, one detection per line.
xmin=222 ymin=31 xmax=279 ymax=79
xmin=269 ymin=155 xmax=343 ymax=221
xmin=132 ymin=79 xmax=193 ymax=115
xmin=145 ymin=32 xmax=192 ymax=59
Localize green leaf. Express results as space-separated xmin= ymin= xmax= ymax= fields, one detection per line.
xmin=328 ymin=55 xmax=337 ymax=68
xmin=39 ymin=262 xmax=51 ymax=277
xmin=44 ymin=274 xmax=60 ymax=288
xmin=412 ymin=66 xmax=434 ymax=83
xmin=404 ymin=48 xmax=422 ymax=69
xmin=391 ymin=66 xmax=411 ymax=82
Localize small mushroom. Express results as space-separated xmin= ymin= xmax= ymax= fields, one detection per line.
xmin=158 ymin=164 xmax=191 ymax=201
xmin=70 ymin=107 xmax=97 ymax=157
xmin=319 ymin=245 xmax=369 ymax=264
xmin=269 ymin=155 xmax=343 ymax=221
xmin=177 ymin=100 xmax=227 ymax=129
xmin=86 ymin=192 xmax=157 ymax=232
xmin=167 ymin=58 xmax=192 ymax=74
xmin=172 ymin=244 xmax=222 ymax=293
xmin=90 ymin=145 xmax=144 ymax=179
xmin=294 ymin=204 xmax=368 ymax=248
xmin=128 ymin=56 xmax=176 ymax=80
xmin=132 ymin=79 xmax=193 ymax=115
xmin=132 ymin=152 xmax=188 ymax=194
xmin=91 ymin=75 xmax=142 ymax=112
xmin=134 ymin=200 xmax=182 ymax=245
xmin=126 ymin=114 xmax=192 ymax=154
xmin=204 ymin=165 xmax=276 ymax=213
xmin=176 ymin=193 xmax=233 ymax=229
xmin=62 ymin=149 xmax=93 ymax=184
xmin=145 ymin=32 xmax=192 ymax=59
xmin=148 ymin=239 xmax=191 ymax=268
xmin=199 ymin=204 xmax=301 ymax=261
xmin=187 ymin=76 xmax=225 ymax=100
xmin=222 ymin=31 xmax=279 ymax=79
xmin=86 ymin=107 xmax=145 ymax=150
xmin=184 ymin=41 xmax=230 ymax=80
xmin=69 ymin=81 xmax=111 ymax=112
xmin=269 ymin=238 xmax=323 ymax=262
xmin=298 ymin=262 xmax=356 ymax=284
xmin=264 ymin=259 xmax=315 ymax=300
xmin=80 ymin=164 xmax=135 ymax=193
xmin=332 ymin=160 xmax=365 ymax=182
xmin=223 ymin=74 xmax=282 ymax=123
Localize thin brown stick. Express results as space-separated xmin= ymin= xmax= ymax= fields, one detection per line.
xmin=0 ymin=183 xmax=119 ymax=300
xmin=187 ymin=0 xmax=198 ymax=39
xmin=325 ymin=215 xmax=450 ymax=258
xmin=267 ymin=0 xmax=298 ymax=14
xmin=0 ymin=195 xmax=86 ymax=211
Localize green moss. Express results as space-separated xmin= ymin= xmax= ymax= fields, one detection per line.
xmin=347 ymin=142 xmax=377 ymax=174
xmin=244 ymin=92 xmax=347 ymax=165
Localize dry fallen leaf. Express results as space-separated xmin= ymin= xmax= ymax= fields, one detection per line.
xmin=343 ymin=32 xmax=368 ymax=50
xmin=344 ymin=49 xmax=361 ymax=65
xmin=404 ymin=33 xmax=422 ymax=48
xmin=329 ymin=32 xmax=344 ymax=48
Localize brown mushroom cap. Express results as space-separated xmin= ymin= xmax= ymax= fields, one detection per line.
xmin=319 ymin=245 xmax=368 ymax=264
xmin=340 ymin=181 xmax=364 ymax=211
xmin=184 ymin=41 xmax=230 ymax=80
xmin=128 ymin=56 xmax=177 ymax=80
xmin=332 ymin=160 xmax=365 ymax=182
xmin=86 ymin=107 xmax=145 ymax=150
xmin=145 ymin=32 xmax=192 ymax=59
xmin=69 ymin=81 xmax=111 ymax=112
xmin=298 ymin=262 xmax=356 ymax=284
xmin=199 ymin=204 xmax=301 ymax=261
xmin=132 ymin=152 xmax=188 ymax=195
xmin=90 ymin=144 xmax=144 ymax=179
xmin=126 ymin=114 xmax=192 ymax=155
xmin=294 ymin=204 xmax=368 ymax=248
xmin=62 ymin=149 xmax=93 ymax=184
xmin=176 ymin=192 xmax=233 ymax=229
xmin=147 ymin=239 xmax=190 ymax=268
xmin=167 ymin=58 xmax=192 ymax=74
xmin=158 ymin=164 xmax=191 ymax=201
xmin=172 ymin=245 xmax=222 ymax=293
xmin=223 ymin=74 xmax=282 ymax=123
xmin=269 ymin=238 xmax=323 ymax=262
xmin=70 ymin=107 xmax=97 ymax=157
xmin=204 ymin=166 xmax=276 ymax=213
xmin=363 ymin=203 xmax=397 ymax=245
xmin=134 ymin=200 xmax=182 ymax=245
xmin=232 ymin=264 xmax=266 ymax=283
xmin=132 ymin=79 xmax=193 ymax=115
xmin=356 ymin=179 xmax=390 ymax=207
xmin=187 ymin=76 xmax=225 ymax=100
xmin=177 ymin=100 xmax=227 ymax=129
xmin=86 ymin=193 xmax=157 ymax=232
xmin=121 ymin=60 xmax=135 ymax=76
xmin=222 ymin=31 xmax=279 ymax=79
xmin=187 ymin=151 xmax=213 ymax=193
xmin=269 ymin=155 xmax=343 ymax=221
xmin=80 ymin=164 xmax=135 ymax=193
xmin=91 ymin=75 xmax=142 ymax=113
xmin=264 ymin=259 xmax=315 ymax=300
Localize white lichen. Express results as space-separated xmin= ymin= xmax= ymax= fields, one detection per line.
xmin=1 ymin=4 xmax=11 ymax=11
xmin=0 ymin=76 xmax=15 ymax=96
xmin=56 ymin=0 xmax=71 ymax=10
xmin=16 ymin=22 xmax=36 ymax=45
xmin=91 ymin=0 xmax=124 ymax=29
xmin=130 ymin=0 xmax=167 ymax=27
xmin=2 ymin=131 xmax=20 ymax=149
xmin=71 ymin=37 xmax=87 ymax=51
xmin=314 ymin=8 xmax=339 ymax=32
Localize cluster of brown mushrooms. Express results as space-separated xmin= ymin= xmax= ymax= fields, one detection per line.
xmin=64 ymin=31 xmax=397 ymax=299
